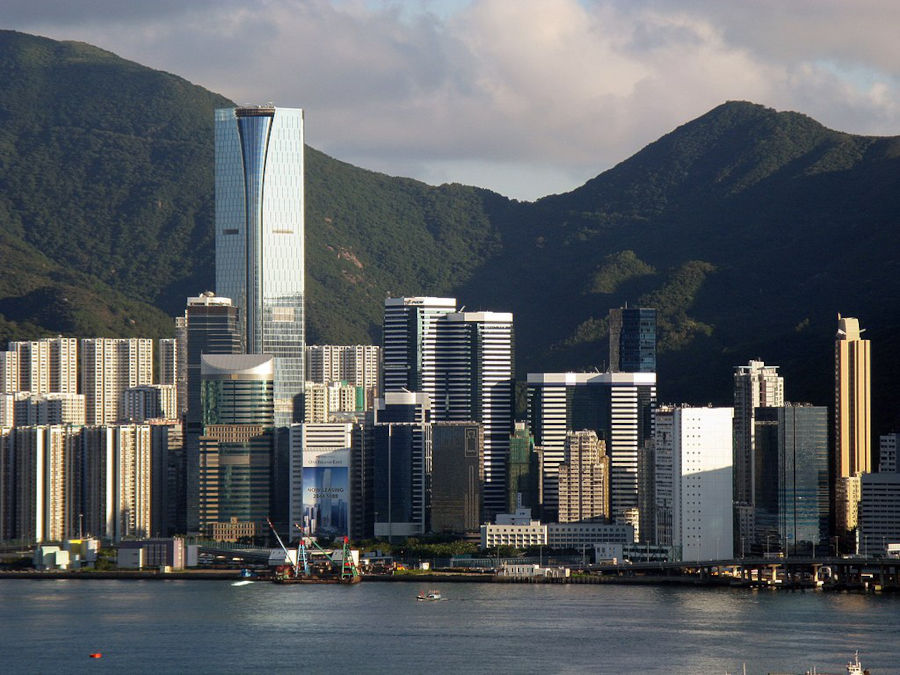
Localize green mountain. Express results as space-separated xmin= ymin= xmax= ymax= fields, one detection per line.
xmin=1 ymin=30 xmax=899 ymax=435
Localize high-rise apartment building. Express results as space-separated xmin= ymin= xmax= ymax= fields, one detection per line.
xmin=80 ymin=338 xmax=153 ymax=425
xmin=608 ymin=307 xmax=656 ymax=373
xmin=526 ymin=372 xmax=656 ymax=525
xmin=123 ymin=384 xmax=177 ymax=422
xmin=3 ymin=337 xmax=78 ymax=395
xmin=306 ymin=345 xmax=381 ymax=391
xmin=732 ymin=360 xmax=783 ymax=556
xmin=558 ymin=430 xmax=610 ymax=524
xmin=158 ymin=338 xmax=178 ymax=413
xmin=654 ymin=405 xmax=733 ymax=561
xmin=215 ymin=105 xmax=305 ymax=427
xmin=754 ymin=404 xmax=829 ymax=556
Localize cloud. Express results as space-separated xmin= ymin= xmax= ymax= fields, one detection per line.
xmin=6 ymin=0 xmax=900 ymax=199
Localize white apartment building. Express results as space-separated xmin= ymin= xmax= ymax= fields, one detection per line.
xmin=80 ymin=338 xmax=153 ymax=424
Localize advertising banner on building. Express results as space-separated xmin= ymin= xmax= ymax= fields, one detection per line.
xmin=302 ymin=447 xmax=350 ymax=538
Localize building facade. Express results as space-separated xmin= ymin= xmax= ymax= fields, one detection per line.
xmin=754 ymin=405 xmax=829 ymax=556
xmin=608 ymin=307 xmax=656 ymax=373
xmin=732 ymin=360 xmax=784 ymax=557
xmin=215 ymin=105 xmax=305 ymax=427
xmin=430 ymin=422 xmax=483 ymax=534
xmin=557 ymin=430 xmax=610 ymax=524
xmin=654 ymin=405 xmax=733 ymax=561
xmin=197 ymin=354 xmax=275 ymax=540
xmin=526 ymin=371 xmax=656 ymax=526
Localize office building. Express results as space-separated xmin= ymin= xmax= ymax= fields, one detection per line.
xmin=654 ymin=405 xmax=733 ymax=561
xmin=754 ymin=404 xmax=829 ymax=556
xmin=372 ymin=391 xmax=432 ymax=539
xmin=880 ymin=433 xmax=899 ymax=473
xmin=184 ymin=292 xmax=242 ymax=533
xmin=526 ymin=372 xmax=656 ymax=525
xmin=291 ymin=423 xmax=353 ymax=538
xmin=732 ymin=360 xmax=784 ymax=556
xmin=859 ymin=472 xmax=900 ymax=557
xmin=383 ymin=298 xmax=513 ymax=519
xmin=431 ymin=422 xmax=483 ymax=534
xmin=558 ymin=430 xmax=610 ymax=524
xmin=433 ymin=311 xmax=514 ymax=518
xmin=608 ymin=307 xmax=656 ymax=373
xmin=80 ymin=338 xmax=153 ymax=425
xmin=507 ymin=423 xmax=541 ymax=514
xmin=197 ymin=354 xmax=275 ymax=540
xmin=215 ymin=105 xmax=305 ymax=427
xmin=382 ymin=296 xmax=456 ymax=393
xmin=306 ymin=345 xmax=381 ymax=391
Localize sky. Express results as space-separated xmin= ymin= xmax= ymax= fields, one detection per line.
xmin=6 ymin=0 xmax=900 ymax=200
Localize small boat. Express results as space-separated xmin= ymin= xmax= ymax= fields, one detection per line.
xmin=231 ymin=580 xmax=254 ymax=587
xmin=417 ymin=590 xmax=442 ymax=601
xmin=845 ymin=651 xmax=866 ymax=675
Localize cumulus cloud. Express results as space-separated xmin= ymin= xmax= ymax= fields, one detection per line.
xmin=6 ymin=0 xmax=900 ymax=199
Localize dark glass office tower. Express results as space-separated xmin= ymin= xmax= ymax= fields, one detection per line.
xmin=608 ymin=307 xmax=656 ymax=373
xmin=184 ymin=293 xmax=242 ymax=533
xmin=753 ymin=404 xmax=829 ymax=556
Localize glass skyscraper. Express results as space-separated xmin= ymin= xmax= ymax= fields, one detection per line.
xmin=215 ymin=106 xmax=305 ymax=427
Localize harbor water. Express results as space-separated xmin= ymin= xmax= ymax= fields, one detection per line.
xmin=1 ymin=579 xmax=898 ymax=673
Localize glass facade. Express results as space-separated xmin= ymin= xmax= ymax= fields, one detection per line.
xmin=215 ymin=106 xmax=305 ymax=427
xmin=609 ymin=307 xmax=656 ymax=373
xmin=753 ymin=405 xmax=830 ymax=556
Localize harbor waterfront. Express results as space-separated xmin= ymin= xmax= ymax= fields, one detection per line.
xmin=1 ymin=579 xmax=898 ymax=673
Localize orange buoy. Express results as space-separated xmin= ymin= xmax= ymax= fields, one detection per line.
xmin=89 ymin=653 xmax=102 ymax=659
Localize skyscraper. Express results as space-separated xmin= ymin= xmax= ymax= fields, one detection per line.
xmin=183 ymin=293 xmax=242 ymax=533
xmin=608 ymin=307 xmax=656 ymax=373
xmin=835 ymin=315 xmax=871 ymax=548
xmin=732 ymin=360 xmax=784 ymax=557
xmin=654 ymin=405 xmax=733 ymax=561
xmin=80 ymin=338 xmax=153 ymax=424
xmin=198 ymin=354 xmax=275 ymax=541
xmin=382 ymin=298 xmax=514 ymax=519
xmin=382 ymin=297 xmax=456 ymax=393
xmin=835 ymin=315 xmax=871 ymax=476
xmin=754 ymin=404 xmax=829 ymax=556
xmin=526 ymin=371 xmax=656 ymax=525
xmin=215 ymin=105 xmax=305 ymax=427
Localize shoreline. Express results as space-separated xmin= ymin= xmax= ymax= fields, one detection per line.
xmin=0 ymin=569 xmax=894 ymax=592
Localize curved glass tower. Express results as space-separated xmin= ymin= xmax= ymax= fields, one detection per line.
xmin=215 ymin=106 xmax=305 ymax=426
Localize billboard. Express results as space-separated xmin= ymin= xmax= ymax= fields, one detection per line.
xmin=302 ymin=447 xmax=350 ymax=538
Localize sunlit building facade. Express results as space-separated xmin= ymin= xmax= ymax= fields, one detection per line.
xmin=215 ymin=106 xmax=305 ymax=427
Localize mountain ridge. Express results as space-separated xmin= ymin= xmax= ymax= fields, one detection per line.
xmin=1 ymin=30 xmax=898 ymax=434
